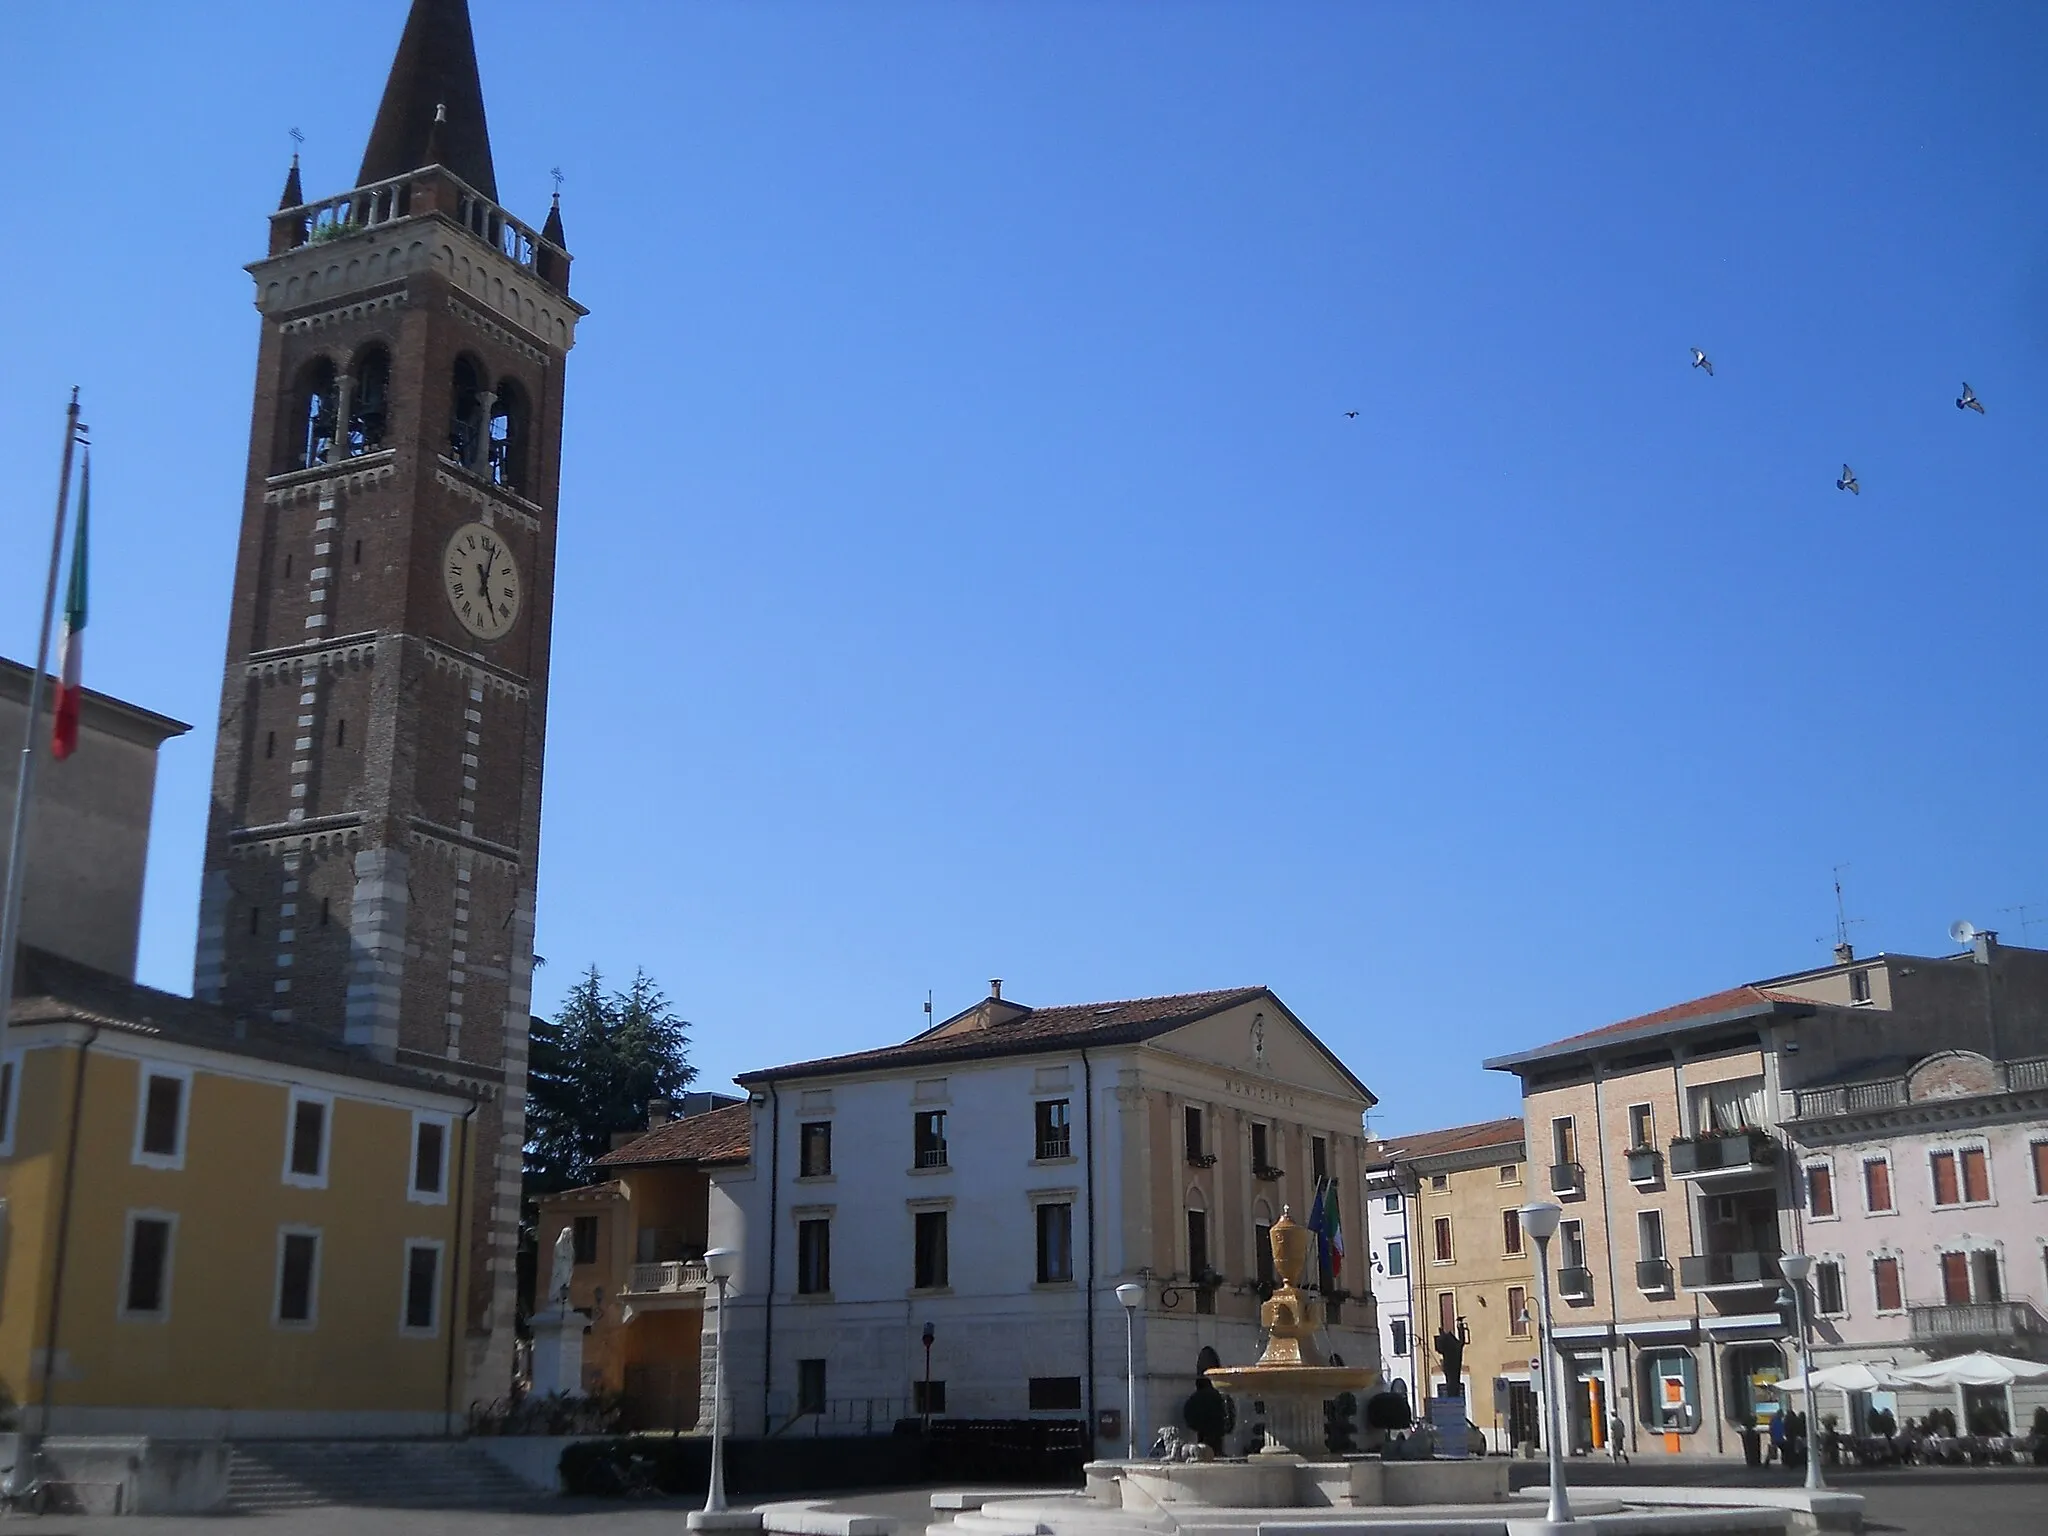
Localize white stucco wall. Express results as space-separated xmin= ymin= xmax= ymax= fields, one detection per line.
xmin=1364 ymin=1171 xmax=1414 ymax=1399
xmin=706 ymin=1024 xmax=1381 ymax=1448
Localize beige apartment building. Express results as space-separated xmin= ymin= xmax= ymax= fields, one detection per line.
xmin=1486 ymin=937 xmax=2048 ymax=1459
xmin=1373 ymin=1118 xmax=1538 ymax=1452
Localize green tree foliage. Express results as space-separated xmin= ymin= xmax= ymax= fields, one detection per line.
xmin=525 ymin=966 xmax=696 ymax=1197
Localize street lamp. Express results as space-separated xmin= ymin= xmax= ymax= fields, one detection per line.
xmin=922 ymin=1322 xmax=936 ymax=1433
xmin=1776 ymin=1254 xmax=1827 ymax=1493
xmin=1518 ymin=1202 xmax=1572 ymax=1528
xmin=1115 ymin=1283 xmax=1145 ymax=1460
xmin=692 ymin=1246 xmax=740 ymax=1526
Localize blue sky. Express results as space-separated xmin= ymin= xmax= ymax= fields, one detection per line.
xmin=3 ymin=4 xmax=2044 ymax=1130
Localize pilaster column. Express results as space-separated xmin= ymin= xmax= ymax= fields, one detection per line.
xmin=470 ymin=391 xmax=498 ymax=472
xmin=327 ymin=363 xmax=355 ymax=464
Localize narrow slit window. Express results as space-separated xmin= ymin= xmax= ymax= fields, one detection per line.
xmin=403 ymin=1244 xmax=441 ymax=1332
xmin=124 ymin=1215 xmax=174 ymax=1317
xmin=288 ymin=1098 xmax=326 ymax=1179
xmin=276 ymin=1230 xmax=319 ymax=1324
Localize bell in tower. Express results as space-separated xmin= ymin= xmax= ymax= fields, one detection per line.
xmin=194 ymin=0 xmax=585 ymax=1400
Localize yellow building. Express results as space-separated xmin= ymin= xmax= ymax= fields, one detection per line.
xmin=1374 ymin=1118 xmax=1538 ymax=1453
xmin=1 ymin=947 xmax=485 ymax=1436
xmin=533 ymin=1099 xmax=749 ymax=1429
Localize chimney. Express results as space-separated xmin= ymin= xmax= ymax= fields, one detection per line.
xmin=1973 ymin=931 xmax=1999 ymax=966
xmin=647 ymin=1098 xmax=673 ymax=1129
xmin=1833 ymin=943 xmax=1855 ymax=965
xmin=989 ymin=978 xmax=1003 ymax=1000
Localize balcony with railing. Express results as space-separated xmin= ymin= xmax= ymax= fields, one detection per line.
xmin=1549 ymin=1161 xmax=1584 ymax=1196
xmin=1908 ymin=1300 xmax=2048 ymax=1349
xmin=1625 ymin=1146 xmax=1663 ymax=1185
xmin=1636 ymin=1258 xmax=1674 ymax=1294
xmin=1557 ymin=1266 xmax=1594 ymax=1302
xmin=623 ymin=1259 xmax=709 ymax=1298
xmin=1668 ymin=1127 xmax=1777 ymax=1180
xmin=1792 ymin=1055 xmax=2048 ymax=1120
xmin=270 ymin=167 xmax=571 ymax=292
xmin=1678 ymin=1250 xmax=1782 ymax=1293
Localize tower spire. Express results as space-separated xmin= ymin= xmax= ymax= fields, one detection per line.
xmin=356 ymin=0 xmax=497 ymax=199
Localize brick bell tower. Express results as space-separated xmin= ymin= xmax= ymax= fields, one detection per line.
xmin=194 ymin=0 xmax=583 ymax=1396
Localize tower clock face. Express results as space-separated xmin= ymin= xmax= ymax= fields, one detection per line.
xmin=443 ymin=522 xmax=522 ymax=641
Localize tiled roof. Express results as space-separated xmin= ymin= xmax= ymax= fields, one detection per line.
xmin=1485 ymin=983 xmax=1815 ymax=1072
xmin=1378 ymin=1116 xmax=1526 ymax=1162
xmin=7 ymin=945 xmax=489 ymax=1103
xmin=540 ymin=1180 xmax=625 ymax=1202
xmin=595 ymin=1102 xmax=752 ymax=1168
xmin=738 ymin=987 xmax=1270 ymax=1082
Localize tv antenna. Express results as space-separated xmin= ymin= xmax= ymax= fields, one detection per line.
xmin=923 ymin=988 xmax=933 ymax=1028
xmin=1819 ymin=864 xmax=1866 ymax=953
xmin=1998 ymin=903 xmax=2041 ymax=946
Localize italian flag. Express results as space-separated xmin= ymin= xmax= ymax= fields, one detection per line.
xmin=51 ymin=454 xmax=89 ymax=761
xmin=1321 ymin=1178 xmax=1345 ymax=1281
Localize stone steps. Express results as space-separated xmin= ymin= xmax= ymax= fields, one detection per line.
xmin=226 ymin=1440 xmax=544 ymax=1512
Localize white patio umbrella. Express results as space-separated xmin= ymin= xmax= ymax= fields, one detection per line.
xmin=1774 ymin=1361 xmax=1906 ymax=1438
xmin=1890 ymin=1353 xmax=2048 ymax=1435
xmin=1891 ymin=1354 xmax=2048 ymax=1386
xmin=1777 ymin=1362 xmax=1904 ymax=1392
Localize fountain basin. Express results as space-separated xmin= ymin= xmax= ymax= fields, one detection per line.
xmin=1203 ymin=1364 xmax=1379 ymax=1461
xmin=1100 ymin=1455 xmax=1509 ymax=1512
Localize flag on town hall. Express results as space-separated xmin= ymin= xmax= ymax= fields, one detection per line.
xmin=1306 ymin=1177 xmax=1330 ymax=1264
xmin=51 ymin=454 xmax=89 ymax=761
xmin=1322 ymin=1177 xmax=1345 ymax=1281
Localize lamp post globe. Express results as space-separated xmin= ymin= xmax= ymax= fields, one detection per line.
xmin=1776 ymin=1254 xmax=1826 ymax=1493
xmin=1517 ymin=1203 xmax=1572 ymax=1528
xmin=1116 ymin=1284 xmax=1144 ymax=1460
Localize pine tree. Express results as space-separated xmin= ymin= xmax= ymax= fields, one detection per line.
xmin=523 ymin=966 xmax=697 ymax=1197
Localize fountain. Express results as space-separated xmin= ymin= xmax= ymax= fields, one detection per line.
xmin=927 ymin=1206 xmax=1863 ymax=1535
xmin=1101 ymin=1209 xmax=1505 ymax=1514
xmin=1201 ymin=1205 xmax=1378 ymax=1459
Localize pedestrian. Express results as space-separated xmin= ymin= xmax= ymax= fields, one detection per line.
xmin=1768 ymin=1404 xmax=1787 ymax=1466
xmin=1609 ymin=1410 xmax=1629 ymax=1463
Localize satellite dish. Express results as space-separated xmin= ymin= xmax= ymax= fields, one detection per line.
xmin=1949 ymin=919 xmax=1979 ymax=946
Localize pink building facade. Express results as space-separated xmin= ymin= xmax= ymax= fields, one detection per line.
xmin=1783 ymin=1048 xmax=2048 ymax=1431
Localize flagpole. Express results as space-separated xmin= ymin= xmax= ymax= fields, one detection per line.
xmin=0 ymin=390 xmax=85 ymax=1065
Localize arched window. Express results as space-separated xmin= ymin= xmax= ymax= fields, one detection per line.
xmin=348 ymin=346 xmax=391 ymax=456
xmin=487 ymin=377 xmax=526 ymax=491
xmin=290 ymin=357 xmax=338 ymax=471
xmin=448 ymin=356 xmax=485 ymax=468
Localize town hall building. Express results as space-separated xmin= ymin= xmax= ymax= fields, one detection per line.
xmin=698 ymin=983 xmax=1383 ymax=1453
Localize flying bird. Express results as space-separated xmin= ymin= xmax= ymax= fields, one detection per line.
xmin=1690 ymin=348 xmax=1713 ymax=376
xmin=1344 ymin=410 xmax=1359 ymax=419
xmin=1836 ymin=464 xmax=1860 ymax=495
xmin=1957 ymin=383 xmax=1985 ymax=414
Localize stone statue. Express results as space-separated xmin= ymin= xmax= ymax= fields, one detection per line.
xmin=1434 ymin=1329 xmax=1466 ymax=1396
xmin=548 ymin=1224 xmax=576 ymax=1308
